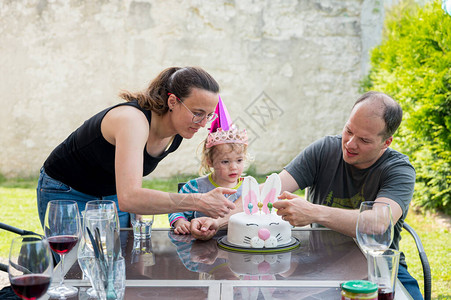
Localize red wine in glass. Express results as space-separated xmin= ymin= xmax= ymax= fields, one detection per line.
xmin=8 ymin=235 xmax=53 ymax=300
xmin=10 ymin=274 xmax=51 ymax=300
xmin=44 ymin=200 xmax=80 ymax=297
xmin=47 ymin=235 xmax=79 ymax=254
xmin=378 ymin=288 xmax=395 ymax=300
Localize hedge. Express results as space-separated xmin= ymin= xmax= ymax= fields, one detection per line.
xmin=362 ymin=0 xmax=451 ymax=214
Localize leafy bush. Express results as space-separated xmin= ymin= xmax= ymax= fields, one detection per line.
xmin=362 ymin=0 xmax=451 ymax=214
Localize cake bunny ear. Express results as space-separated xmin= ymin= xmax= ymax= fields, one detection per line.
xmin=261 ymin=173 xmax=281 ymax=214
xmin=242 ymin=176 xmax=259 ymax=215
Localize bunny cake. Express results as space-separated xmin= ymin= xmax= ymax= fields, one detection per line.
xmin=227 ymin=174 xmax=292 ymax=248
xmin=227 ymin=251 xmax=292 ymax=275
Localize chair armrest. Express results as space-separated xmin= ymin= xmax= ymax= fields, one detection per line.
xmin=403 ymin=222 xmax=432 ymax=300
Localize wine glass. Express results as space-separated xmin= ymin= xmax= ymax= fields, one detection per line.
xmin=356 ymin=201 xmax=394 ymax=254
xmin=44 ymin=200 xmax=80 ymax=298
xmin=356 ymin=201 xmax=394 ymax=291
xmin=78 ymin=200 xmax=120 ymax=298
xmin=8 ymin=235 xmax=53 ymax=300
xmin=77 ymin=212 xmax=98 ymax=299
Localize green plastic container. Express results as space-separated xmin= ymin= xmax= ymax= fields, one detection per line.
xmin=341 ymin=280 xmax=378 ymax=300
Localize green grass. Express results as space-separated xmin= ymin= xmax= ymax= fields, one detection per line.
xmin=400 ymin=209 xmax=451 ymax=299
xmin=0 ymin=185 xmax=44 ymax=253
xmin=0 ymin=177 xmax=449 ymax=299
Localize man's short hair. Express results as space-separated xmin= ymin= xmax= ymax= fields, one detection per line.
xmin=353 ymin=91 xmax=403 ymax=140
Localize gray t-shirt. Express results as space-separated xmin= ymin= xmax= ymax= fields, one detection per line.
xmin=285 ymin=135 xmax=415 ymax=266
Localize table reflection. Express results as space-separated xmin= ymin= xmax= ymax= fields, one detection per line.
xmin=124 ymin=287 xmax=209 ymax=300
xmin=64 ymin=229 xmax=368 ymax=299
xmin=167 ymin=229 xmax=367 ymax=282
xmin=128 ymin=238 xmax=155 ymax=278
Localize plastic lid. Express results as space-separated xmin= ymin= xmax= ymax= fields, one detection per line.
xmin=341 ymin=280 xmax=378 ymax=293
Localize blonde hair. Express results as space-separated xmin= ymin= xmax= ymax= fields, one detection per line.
xmin=199 ymin=140 xmax=249 ymax=175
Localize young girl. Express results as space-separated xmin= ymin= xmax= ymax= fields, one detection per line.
xmin=168 ymin=98 xmax=248 ymax=234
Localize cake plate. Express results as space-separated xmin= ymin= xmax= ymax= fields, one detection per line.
xmin=217 ymin=236 xmax=300 ymax=253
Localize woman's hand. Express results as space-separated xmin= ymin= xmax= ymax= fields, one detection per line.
xmin=197 ymin=188 xmax=236 ymax=218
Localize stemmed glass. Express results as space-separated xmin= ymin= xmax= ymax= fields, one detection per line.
xmin=356 ymin=201 xmax=394 ymax=254
xmin=8 ymin=235 xmax=53 ymax=300
xmin=356 ymin=201 xmax=394 ymax=296
xmin=44 ymin=200 xmax=80 ymax=298
xmin=78 ymin=211 xmax=98 ymax=299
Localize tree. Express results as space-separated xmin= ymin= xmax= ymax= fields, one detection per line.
xmin=362 ymin=0 xmax=451 ymax=214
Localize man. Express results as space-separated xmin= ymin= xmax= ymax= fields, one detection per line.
xmin=191 ymin=91 xmax=422 ymax=299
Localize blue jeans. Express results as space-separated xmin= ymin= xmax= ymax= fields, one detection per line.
xmin=398 ymin=263 xmax=423 ymax=300
xmin=37 ymin=168 xmax=130 ymax=229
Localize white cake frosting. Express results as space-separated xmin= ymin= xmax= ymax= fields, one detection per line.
xmin=226 ymin=174 xmax=292 ymax=249
xmin=227 ymin=212 xmax=292 ymax=248
xmin=227 ymin=251 xmax=291 ymax=275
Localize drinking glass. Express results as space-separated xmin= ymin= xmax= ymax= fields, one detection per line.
xmin=78 ymin=200 xmax=122 ymax=300
xmin=130 ymin=214 xmax=154 ymax=239
xmin=368 ymin=249 xmax=400 ymax=300
xmin=85 ymin=200 xmax=120 ymax=230
xmin=44 ymin=200 xmax=80 ymax=297
xmin=8 ymin=235 xmax=53 ymax=300
xmin=356 ymin=201 xmax=393 ymax=254
xmin=77 ymin=212 xmax=98 ymax=299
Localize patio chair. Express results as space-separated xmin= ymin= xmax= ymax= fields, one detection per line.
xmin=0 ymin=222 xmax=46 ymax=273
xmin=402 ymin=222 xmax=431 ymax=300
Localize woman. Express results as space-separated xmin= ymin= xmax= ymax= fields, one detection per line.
xmin=37 ymin=67 xmax=236 ymax=228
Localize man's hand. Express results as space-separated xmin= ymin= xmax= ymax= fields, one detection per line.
xmin=197 ymin=188 xmax=236 ymax=218
xmin=173 ymin=219 xmax=191 ymax=235
xmin=273 ymin=191 xmax=315 ymax=227
xmin=190 ymin=217 xmax=219 ymax=240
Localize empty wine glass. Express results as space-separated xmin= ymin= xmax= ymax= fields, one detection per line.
xmin=356 ymin=201 xmax=394 ymax=254
xmin=8 ymin=235 xmax=53 ymax=300
xmin=77 ymin=212 xmax=98 ymax=299
xmin=44 ymin=200 xmax=80 ymax=298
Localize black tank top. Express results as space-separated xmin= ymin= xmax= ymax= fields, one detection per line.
xmin=44 ymin=101 xmax=183 ymax=197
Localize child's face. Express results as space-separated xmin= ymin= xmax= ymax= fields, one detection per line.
xmin=210 ymin=144 xmax=245 ymax=186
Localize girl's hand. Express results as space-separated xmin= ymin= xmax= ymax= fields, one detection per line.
xmin=190 ymin=217 xmax=219 ymax=240
xmin=174 ymin=219 xmax=191 ymax=235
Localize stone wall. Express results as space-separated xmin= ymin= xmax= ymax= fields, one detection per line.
xmin=0 ymin=0 xmax=385 ymax=179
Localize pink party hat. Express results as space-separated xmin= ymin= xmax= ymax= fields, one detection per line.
xmin=209 ymin=96 xmax=232 ymax=133
xmin=206 ymin=96 xmax=248 ymax=148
